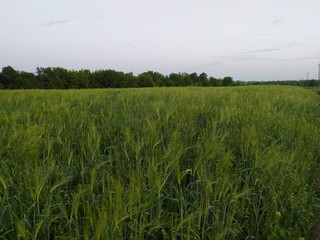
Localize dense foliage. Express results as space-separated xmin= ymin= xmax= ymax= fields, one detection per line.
xmin=0 ymin=86 xmax=319 ymax=239
xmin=1 ymin=66 xmax=319 ymax=90
xmin=0 ymin=66 xmax=235 ymax=89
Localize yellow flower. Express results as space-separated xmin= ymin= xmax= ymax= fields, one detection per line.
xmin=276 ymin=211 xmax=281 ymax=218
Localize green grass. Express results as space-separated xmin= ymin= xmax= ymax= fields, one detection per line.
xmin=0 ymin=86 xmax=319 ymax=239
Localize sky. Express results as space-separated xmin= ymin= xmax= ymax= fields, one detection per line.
xmin=1 ymin=0 xmax=320 ymax=81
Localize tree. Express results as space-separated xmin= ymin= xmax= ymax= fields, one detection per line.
xmin=189 ymin=72 xmax=199 ymax=85
xmin=0 ymin=66 xmax=17 ymax=88
xmin=36 ymin=67 xmax=69 ymax=89
xmin=145 ymin=71 xmax=165 ymax=86
xmin=168 ymin=73 xmax=181 ymax=86
xmin=0 ymin=66 xmax=237 ymax=89
xmin=13 ymin=71 xmax=38 ymax=89
xmin=199 ymin=72 xmax=209 ymax=86
xmin=222 ymin=76 xmax=234 ymax=86
xmin=66 ymin=70 xmax=90 ymax=89
xmin=138 ymin=72 xmax=155 ymax=87
xmin=124 ymin=72 xmax=139 ymax=88
xmin=209 ymin=77 xmax=222 ymax=86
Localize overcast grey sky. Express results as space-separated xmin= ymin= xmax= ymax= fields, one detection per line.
xmin=1 ymin=0 xmax=320 ymax=81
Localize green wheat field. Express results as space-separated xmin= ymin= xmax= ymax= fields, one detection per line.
xmin=0 ymin=86 xmax=320 ymax=239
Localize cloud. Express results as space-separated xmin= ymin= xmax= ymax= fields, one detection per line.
xmin=190 ymin=60 xmax=222 ymax=69
xmin=57 ymin=20 xmax=69 ymax=24
xmin=255 ymin=33 xmax=271 ymax=37
xmin=42 ymin=19 xmax=69 ymax=27
xmin=126 ymin=39 xmax=148 ymax=47
xmin=241 ymin=48 xmax=280 ymax=54
xmin=285 ymin=42 xmax=304 ymax=47
xmin=134 ymin=39 xmax=148 ymax=45
xmin=217 ymin=53 xmax=319 ymax=62
xmin=218 ymin=55 xmax=260 ymax=61
xmin=295 ymin=56 xmax=320 ymax=60
xmin=271 ymin=18 xmax=283 ymax=25
xmin=217 ymin=49 xmax=281 ymax=61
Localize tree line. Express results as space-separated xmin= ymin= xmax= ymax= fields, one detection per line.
xmin=1 ymin=66 xmax=318 ymax=89
xmin=0 ymin=66 xmax=236 ymax=89
xmin=249 ymin=79 xmax=320 ymax=87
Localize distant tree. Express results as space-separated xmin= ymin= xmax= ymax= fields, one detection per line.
xmin=36 ymin=67 xmax=69 ymax=89
xmin=222 ymin=76 xmax=234 ymax=86
xmin=65 ymin=70 xmax=88 ymax=89
xmin=0 ymin=66 xmax=17 ymax=88
xmin=235 ymin=80 xmax=246 ymax=86
xmin=81 ymin=70 xmax=91 ymax=88
xmin=145 ymin=71 xmax=165 ymax=86
xmin=54 ymin=67 xmax=69 ymax=88
xmin=116 ymin=72 xmax=131 ymax=88
xmin=182 ymin=73 xmax=193 ymax=86
xmin=199 ymin=72 xmax=209 ymax=86
xmin=90 ymin=69 xmax=122 ymax=88
xmin=124 ymin=72 xmax=139 ymax=88
xmin=0 ymin=66 xmax=240 ymax=89
xmin=13 ymin=71 xmax=38 ymax=89
xmin=209 ymin=77 xmax=222 ymax=86
xmin=89 ymin=70 xmax=103 ymax=88
xmin=189 ymin=72 xmax=199 ymax=85
xmin=138 ymin=72 xmax=156 ymax=87
xmin=168 ymin=73 xmax=180 ymax=86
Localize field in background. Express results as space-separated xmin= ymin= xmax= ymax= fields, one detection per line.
xmin=0 ymin=86 xmax=319 ymax=239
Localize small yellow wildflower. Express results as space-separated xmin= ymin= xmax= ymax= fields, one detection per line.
xmin=276 ymin=211 xmax=281 ymax=218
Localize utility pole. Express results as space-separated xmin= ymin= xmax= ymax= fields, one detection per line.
xmin=307 ymin=72 xmax=309 ymax=80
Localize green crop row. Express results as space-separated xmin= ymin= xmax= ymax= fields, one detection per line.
xmin=0 ymin=86 xmax=319 ymax=239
